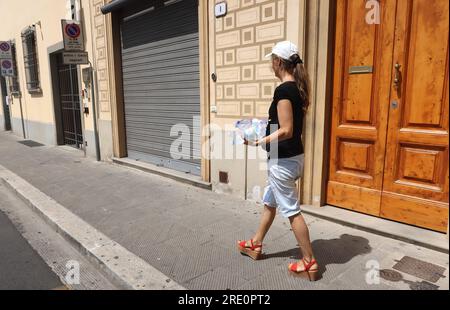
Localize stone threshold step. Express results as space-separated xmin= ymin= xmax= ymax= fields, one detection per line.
xmin=301 ymin=205 xmax=449 ymax=254
xmin=113 ymin=157 xmax=212 ymax=191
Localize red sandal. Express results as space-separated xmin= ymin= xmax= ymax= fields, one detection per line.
xmin=237 ymin=239 xmax=263 ymax=260
xmin=288 ymin=258 xmax=319 ymax=281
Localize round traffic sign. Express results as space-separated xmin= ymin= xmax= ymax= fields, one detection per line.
xmin=65 ymin=23 xmax=81 ymax=38
xmin=0 ymin=42 xmax=11 ymax=52
xmin=2 ymin=60 xmax=12 ymax=69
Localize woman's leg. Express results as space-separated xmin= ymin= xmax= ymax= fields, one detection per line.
xmin=238 ymin=166 xmax=277 ymax=256
xmin=243 ymin=180 xmax=278 ymax=248
xmin=252 ymin=205 xmax=277 ymax=244
xmin=289 ymin=213 xmax=316 ymax=268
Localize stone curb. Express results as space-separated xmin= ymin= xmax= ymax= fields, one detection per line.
xmin=0 ymin=164 xmax=186 ymax=290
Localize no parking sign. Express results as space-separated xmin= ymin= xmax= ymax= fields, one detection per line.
xmin=0 ymin=41 xmax=14 ymax=76
xmin=61 ymin=20 xmax=85 ymax=51
xmin=1 ymin=59 xmax=14 ymax=76
xmin=0 ymin=41 xmax=12 ymax=59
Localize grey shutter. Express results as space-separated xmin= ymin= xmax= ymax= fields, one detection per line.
xmin=121 ymin=0 xmax=201 ymax=175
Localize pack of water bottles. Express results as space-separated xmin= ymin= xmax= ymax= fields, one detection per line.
xmin=232 ymin=118 xmax=268 ymax=145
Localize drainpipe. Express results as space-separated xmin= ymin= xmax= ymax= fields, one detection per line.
xmin=89 ymin=63 xmax=101 ymax=161
xmin=17 ymin=95 xmax=26 ymax=139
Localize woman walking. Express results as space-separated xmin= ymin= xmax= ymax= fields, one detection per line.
xmin=237 ymin=41 xmax=319 ymax=281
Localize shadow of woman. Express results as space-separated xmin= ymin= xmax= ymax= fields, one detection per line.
xmin=264 ymin=234 xmax=373 ymax=279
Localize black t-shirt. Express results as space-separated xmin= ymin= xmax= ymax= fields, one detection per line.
xmin=265 ymin=81 xmax=304 ymax=159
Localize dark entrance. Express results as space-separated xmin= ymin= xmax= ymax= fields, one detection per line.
xmin=1 ymin=77 xmax=11 ymax=131
xmin=56 ymin=54 xmax=83 ymax=148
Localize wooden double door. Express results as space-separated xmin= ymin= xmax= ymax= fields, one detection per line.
xmin=327 ymin=0 xmax=449 ymax=232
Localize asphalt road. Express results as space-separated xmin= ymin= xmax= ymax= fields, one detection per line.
xmin=0 ymin=209 xmax=64 ymax=290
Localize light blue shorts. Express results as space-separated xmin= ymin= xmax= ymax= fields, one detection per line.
xmin=262 ymin=154 xmax=304 ymax=218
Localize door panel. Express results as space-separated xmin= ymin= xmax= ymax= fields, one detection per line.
xmin=327 ymin=0 xmax=396 ymax=215
xmin=380 ymin=0 xmax=449 ymax=232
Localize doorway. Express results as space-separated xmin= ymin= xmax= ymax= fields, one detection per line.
xmin=327 ymin=0 xmax=449 ymax=232
xmin=1 ymin=77 xmax=11 ymax=131
xmin=54 ymin=53 xmax=83 ymax=149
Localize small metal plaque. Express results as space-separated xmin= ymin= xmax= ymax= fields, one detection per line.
xmin=393 ymin=256 xmax=446 ymax=283
xmin=63 ymin=51 xmax=89 ymax=65
xmin=215 ymin=2 xmax=227 ymax=18
xmin=349 ymin=66 xmax=373 ymax=74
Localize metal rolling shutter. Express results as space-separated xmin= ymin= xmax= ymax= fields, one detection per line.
xmin=121 ymin=0 xmax=201 ymax=175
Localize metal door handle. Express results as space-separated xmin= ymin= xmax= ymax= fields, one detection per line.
xmin=394 ymin=63 xmax=401 ymax=90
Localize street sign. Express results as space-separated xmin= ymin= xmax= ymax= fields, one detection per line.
xmin=62 ymin=51 xmax=89 ymax=64
xmin=61 ymin=20 xmax=85 ymax=51
xmin=1 ymin=59 xmax=14 ymax=76
xmin=0 ymin=41 xmax=12 ymax=59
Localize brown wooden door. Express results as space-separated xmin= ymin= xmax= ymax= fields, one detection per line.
xmin=327 ymin=0 xmax=397 ymax=216
xmin=380 ymin=0 xmax=449 ymax=232
xmin=327 ymin=0 xmax=449 ymax=232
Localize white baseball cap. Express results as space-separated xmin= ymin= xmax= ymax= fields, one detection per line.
xmin=265 ymin=41 xmax=299 ymax=61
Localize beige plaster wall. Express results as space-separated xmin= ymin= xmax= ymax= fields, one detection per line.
xmin=0 ymin=0 xmax=113 ymax=160
xmin=208 ymin=0 xmax=305 ymax=202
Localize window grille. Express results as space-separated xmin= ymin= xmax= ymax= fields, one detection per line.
xmin=21 ymin=26 xmax=41 ymax=93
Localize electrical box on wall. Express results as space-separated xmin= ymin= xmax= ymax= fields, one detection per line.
xmin=215 ymin=2 xmax=227 ymax=18
xmin=81 ymin=67 xmax=91 ymax=114
xmin=82 ymin=67 xmax=91 ymax=87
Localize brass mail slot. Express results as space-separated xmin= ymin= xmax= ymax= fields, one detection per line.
xmin=349 ymin=66 xmax=373 ymax=74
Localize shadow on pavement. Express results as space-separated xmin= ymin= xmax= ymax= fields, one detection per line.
xmin=264 ymin=234 xmax=372 ymax=280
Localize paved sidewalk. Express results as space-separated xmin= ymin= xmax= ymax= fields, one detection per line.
xmin=0 ymin=132 xmax=448 ymax=290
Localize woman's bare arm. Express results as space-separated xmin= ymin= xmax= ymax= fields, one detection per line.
xmin=251 ymin=99 xmax=293 ymax=146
